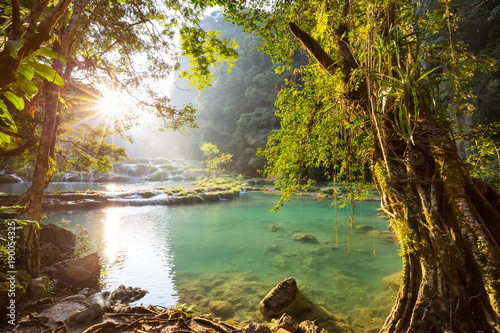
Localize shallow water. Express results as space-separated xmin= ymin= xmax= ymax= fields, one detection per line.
xmin=41 ymin=189 xmax=401 ymax=331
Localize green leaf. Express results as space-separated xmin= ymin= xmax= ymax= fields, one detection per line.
xmin=0 ymin=100 xmax=17 ymax=133
xmin=4 ymin=91 xmax=24 ymax=110
xmin=16 ymin=75 xmax=38 ymax=98
xmin=32 ymin=62 xmax=65 ymax=86
xmin=0 ymin=132 xmax=12 ymax=144
xmin=346 ymin=117 xmax=360 ymax=129
xmin=353 ymin=131 xmax=368 ymax=146
xmin=18 ymin=64 xmax=34 ymax=80
xmin=34 ymin=47 xmax=68 ymax=62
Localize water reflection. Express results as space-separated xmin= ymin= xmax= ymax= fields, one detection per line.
xmin=103 ymin=209 xmax=120 ymax=262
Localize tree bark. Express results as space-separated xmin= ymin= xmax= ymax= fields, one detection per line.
xmin=26 ymin=0 xmax=90 ymax=223
xmin=18 ymin=221 xmax=40 ymax=277
xmin=26 ymin=84 xmax=60 ymax=222
xmin=374 ymin=118 xmax=500 ymax=332
xmin=287 ymin=8 xmax=500 ymax=332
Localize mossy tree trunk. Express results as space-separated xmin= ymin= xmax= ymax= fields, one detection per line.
xmin=288 ymin=1 xmax=500 ymax=331
xmin=374 ymin=117 xmax=500 ymax=331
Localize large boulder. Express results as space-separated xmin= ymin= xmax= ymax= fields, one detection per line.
xmin=40 ymin=223 xmax=76 ymax=255
xmin=67 ymin=253 xmax=101 ymax=288
xmin=259 ymin=278 xmax=313 ymax=319
xmin=41 ymin=252 xmax=100 ymax=288
xmin=26 ymin=276 xmax=50 ymax=300
xmin=40 ymin=242 xmax=63 ymax=267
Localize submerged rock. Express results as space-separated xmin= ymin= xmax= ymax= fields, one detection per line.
xmin=292 ymin=233 xmax=318 ymax=243
xmin=269 ymin=224 xmax=284 ymax=232
xmin=382 ymin=272 xmax=402 ymax=292
xmin=371 ymin=230 xmax=397 ymax=243
xmin=355 ymin=225 xmax=374 ymax=232
xmin=266 ymin=245 xmax=281 ymax=253
xmin=209 ymin=300 xmax=234 ymax=319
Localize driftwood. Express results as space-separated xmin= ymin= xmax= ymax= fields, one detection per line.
xmin=81 ymin=306 xmax=241 ymax=333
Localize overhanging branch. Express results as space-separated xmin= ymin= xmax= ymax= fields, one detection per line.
xmin=288 ymin=22 xmax=336 ymax=77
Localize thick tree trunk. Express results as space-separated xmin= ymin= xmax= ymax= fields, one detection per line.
xmin=374 ymin=118 xmax=500 ymax=332
xmin=26 ymin=85 xmax=60 ymax=222
xmin=18 ymin=221 xmax=40 ymax=277
xmin=287 ymin=8 xmax=500 ymax=331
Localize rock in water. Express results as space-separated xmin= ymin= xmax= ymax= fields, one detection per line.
xmin=209 ymin=300 xmax=235 ymax=319
xmin=298 ymin=320 xmax=326 ymax=333
xmin=110 ymin=285 xmax=148 ymax=304
xmin=292 ymin=233 xmax=318 ymax=243
xmin=242 ymin=322 xmax=272 ymax=333
xmin=259 ymin=277 xmax=313 ymax=319
xmin=272 ymin=313 xmax=299 ymax=333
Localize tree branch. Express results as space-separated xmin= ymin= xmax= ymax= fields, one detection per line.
xmin=0 ymin=0 xmax=72 ymax=89
xmin=11 ymin=0 xmax=22 ymax=39
xmin=0 ymin=128 xmax=37 ymax=157
xmin=24 ymin=0 xmax=50 ymax=39
xmin=288 ymin=22 xmax=336 ymax=76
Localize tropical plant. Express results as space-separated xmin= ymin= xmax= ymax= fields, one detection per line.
xmin=201 ymin=0 xmax=500 ymax=331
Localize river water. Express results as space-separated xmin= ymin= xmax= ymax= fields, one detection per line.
xmin=3 ymin=181 xmax=402 ymax=331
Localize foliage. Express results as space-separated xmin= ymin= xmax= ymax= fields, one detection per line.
xmin=201 ymin=142 xmax=233 ymax=177
xmin=180 ymin=26 xmax=239 ymax=90
xmin=213 ymin=0 xmax=500 ymax=207
xmin=0 ymin=0 xmax=243 ymax=191
xmin=170 ymin=13 xmax=305 ymax=175
xmin=172 ymin=303 xmax=197 ymax=318
xmin=464 ymin=122 xmax=500 ymax=189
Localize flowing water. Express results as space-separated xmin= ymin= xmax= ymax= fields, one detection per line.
xmin=3 ymin=182 xmax=402 ymax=331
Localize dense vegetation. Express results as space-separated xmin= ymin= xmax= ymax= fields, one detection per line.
xmin=1 ymin=0 xmax=500 ymax=331
xmin=210 ymin=0 xmax=500 ymax=331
